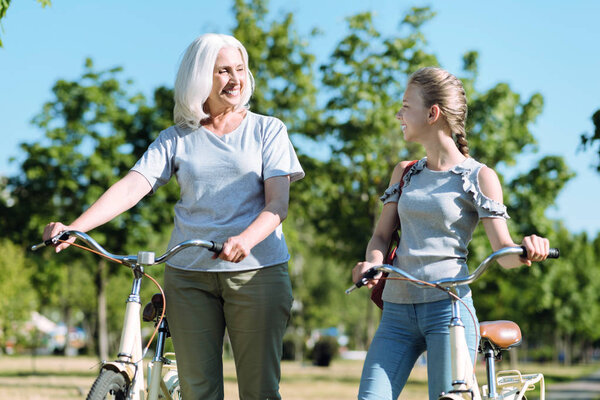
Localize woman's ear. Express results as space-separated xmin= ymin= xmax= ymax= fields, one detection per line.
xmin=428 ymin=105 xmax=441 ymax=124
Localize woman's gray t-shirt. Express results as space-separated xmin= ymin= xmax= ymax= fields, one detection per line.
xmin=380 ymin=157 xmax=509 ymax=304
xmin=131 ymin=111 xmax=304 ymax=272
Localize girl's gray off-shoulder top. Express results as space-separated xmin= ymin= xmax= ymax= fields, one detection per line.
xmin=380 ymin=157 xmax=509 ymax=304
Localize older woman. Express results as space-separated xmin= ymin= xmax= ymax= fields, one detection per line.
xmin=44 ymin=33 xmax=304 ymax=400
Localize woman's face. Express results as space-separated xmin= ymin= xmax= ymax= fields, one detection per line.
xmin=206 ymin=46 xmax=246 ymax=113
xmin=396 ymin=84 xmax=429 ymax=141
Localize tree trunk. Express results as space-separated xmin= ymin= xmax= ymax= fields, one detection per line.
xmin=63 ymin=263 xmax=74 ymax=356
xmin=564 ymin=333 xmax=572 ymax=366
xmin=553 ymin=330 xmax=561 ymax=364
xmin=292 ymin=254 xmax=305 ymax=362
xmin=62 ymin=305 xmax=73 ymax=356
xmin=96 ymin=259 xmax=109 ymax=360
xmin=508 ymin=346 xmax=519 ymax=370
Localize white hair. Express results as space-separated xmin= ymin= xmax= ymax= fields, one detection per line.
xmin=173 ymin=33 xmax=255 ymax=130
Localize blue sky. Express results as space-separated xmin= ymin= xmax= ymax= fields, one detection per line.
xmin=1 ymin=0 xmax=599 ymax=236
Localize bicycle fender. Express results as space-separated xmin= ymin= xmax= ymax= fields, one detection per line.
xmin=100 ymin=361 xmax=135 ymax=383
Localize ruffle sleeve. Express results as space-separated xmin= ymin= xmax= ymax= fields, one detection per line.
xmin=400 ymin=158 xmax=427 ymax=191
xmin=379 ymin=158 xmax=426 ymax=204
xmin=453 ymin=160 xmax=510 ymax=219
xmin=380 ymin=183 xmax=401 ymax=204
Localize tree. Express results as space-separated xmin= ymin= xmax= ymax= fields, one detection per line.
xmin=1 ymin=59 xmax=178 ymax=359
xmin=0 ymin=239 xmax=37 ymax=352
xmin=290 ymin=7 xmax=574 ymax=348
xmin=541 ymin=230 xmax=600 ymax=364
xmin=580 ymin=109 xmax=600 ymax=172
xmin=1 ymin=0 xmax=584 ymax=362
xmin=231 ymin=0 xmax=319 ymax=134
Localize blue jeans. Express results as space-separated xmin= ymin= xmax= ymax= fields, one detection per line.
xmin=358 ymin=298 xmax=479 ymax=400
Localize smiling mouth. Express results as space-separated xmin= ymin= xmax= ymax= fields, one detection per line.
xmin=222 ymin=88 xmax=240 ymax=96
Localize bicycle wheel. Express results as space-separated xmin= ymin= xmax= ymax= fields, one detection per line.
xmin=86 ymin=369 xmax=129 ymax=400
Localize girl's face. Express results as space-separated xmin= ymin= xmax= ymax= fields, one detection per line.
xmin=206 ymin=47 xmax=246 ymax=113
xmin=396 ymin=84 xmax=429 ymax=141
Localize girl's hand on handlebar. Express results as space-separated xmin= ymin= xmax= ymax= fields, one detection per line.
xmin=352 ymin=261 xmax=382 ymax=289
xmin=43 ymin=222 xmax=76 ymax=253
xmin=213 ymin=235 xmax=250 ymax=263
xmin=520 ymin=234 xmax=550 ymax=266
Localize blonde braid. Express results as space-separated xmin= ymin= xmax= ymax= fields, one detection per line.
xmin=454 ymin=132 xmax=470 ymax=156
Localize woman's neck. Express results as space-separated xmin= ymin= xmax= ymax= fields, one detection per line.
xmin=202 ymin=108 xmax=246 ymax=136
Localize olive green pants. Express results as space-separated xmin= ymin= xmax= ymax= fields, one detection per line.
xmin=164 ymin=263 xmax=293 ymax=400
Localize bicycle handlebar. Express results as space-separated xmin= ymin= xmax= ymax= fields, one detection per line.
xmin=31 ymin=230 xmax=224 ymax=266
xmin=346 ymin=246 xmax=559 ymax=294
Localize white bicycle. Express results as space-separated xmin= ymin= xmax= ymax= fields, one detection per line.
xmin=33 ymin=230 xmax=224 ymax=400
xmin=347 ymin=246 xmax=559 ymax=400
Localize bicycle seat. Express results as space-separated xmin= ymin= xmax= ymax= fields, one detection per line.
xmin=479 ymin=320 xmax=522 ymax=351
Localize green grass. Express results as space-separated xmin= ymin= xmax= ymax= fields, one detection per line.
xmin=0 ymin=355 xmax=597 ymax=399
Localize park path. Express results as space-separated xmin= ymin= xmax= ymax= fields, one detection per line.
xmin=546 ymin=369 xmax=600 ymax=400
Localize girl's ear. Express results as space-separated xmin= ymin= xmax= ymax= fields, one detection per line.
xmin=428 ymin=104 xmax=441 ymax=124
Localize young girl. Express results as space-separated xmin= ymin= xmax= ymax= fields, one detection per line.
xmin=352 ymin=67 xmax=550 ymax=400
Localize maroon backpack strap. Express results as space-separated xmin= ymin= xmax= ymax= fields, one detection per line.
xmin=385 ymin=159 xmax=418 ymax=262
xmin=371 ymin=159 xmax=419 ymax=310
xmin=399 ymin=159 xmax=418 ymax=188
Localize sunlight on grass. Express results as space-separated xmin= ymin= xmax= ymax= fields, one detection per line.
xmin=0 ymin=355 xmax=597 ymax=399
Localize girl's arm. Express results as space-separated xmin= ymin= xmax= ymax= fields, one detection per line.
xmin=43 ymin=171 xmax=152 ymax=252
xmin=216 ymin=175 xmax=291 ymax=263
xmin=478 ymin=166 xmax=550 ymax=268
xmin=351 ymin=160 xmax=411 ymax=286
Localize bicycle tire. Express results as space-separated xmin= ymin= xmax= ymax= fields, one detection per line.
xmin=86 ymin=369 xmax=129 ymax=400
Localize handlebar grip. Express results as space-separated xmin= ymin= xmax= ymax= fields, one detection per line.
xmin=31 ymin=232 xmax=71 ymax=251
xmin=355 ymin=267 xmax=380 ymax=289
xmin=346 ymin=267 xmax=382 ymax=294
xmin=520 ymin=246 xmax=560 ymax=259
xmin=210 ymin=241 xmax=224 ymax=254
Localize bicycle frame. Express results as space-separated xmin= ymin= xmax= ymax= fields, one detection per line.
xmin=84 ymin=249 xmax=172 ymax=400
xmin=347 ymin=246 xmax=557 ymax=400
xmin=113 ymin=264 xmax=145 ymax=398
xmin=32 ymin=230 xmax=222 ymax=400
xmin=439 ymin=288 xmax=481 ymax=400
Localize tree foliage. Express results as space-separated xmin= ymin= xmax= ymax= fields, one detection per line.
xmin=0 ymin=239 xmax=37 ymax=351
xmin=2 ymin=0 xmax=598 ymax=362
xmin=580 ymin=109 xmax=600 ymax=172
xmin=1 ymin=59 xmax=177 ymax=357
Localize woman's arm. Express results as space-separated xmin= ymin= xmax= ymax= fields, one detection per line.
xmin=43 ymin=171 xmax=152 ymax=252
xmin=216 ymin=175 xmax=291 ymax=263
xmin=478 ymin=166 xmax=550 ymax=268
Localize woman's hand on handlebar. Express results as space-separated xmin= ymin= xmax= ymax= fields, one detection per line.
xmin=212 ymin=235 xmax=250 ymax=263
xmin=43 ymin=222 xmax=76 ymax=253
xmin=352 ymin=261 xmax=382 ymax=289
xmin=520 ymin=234 xmax=550 ymax=266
